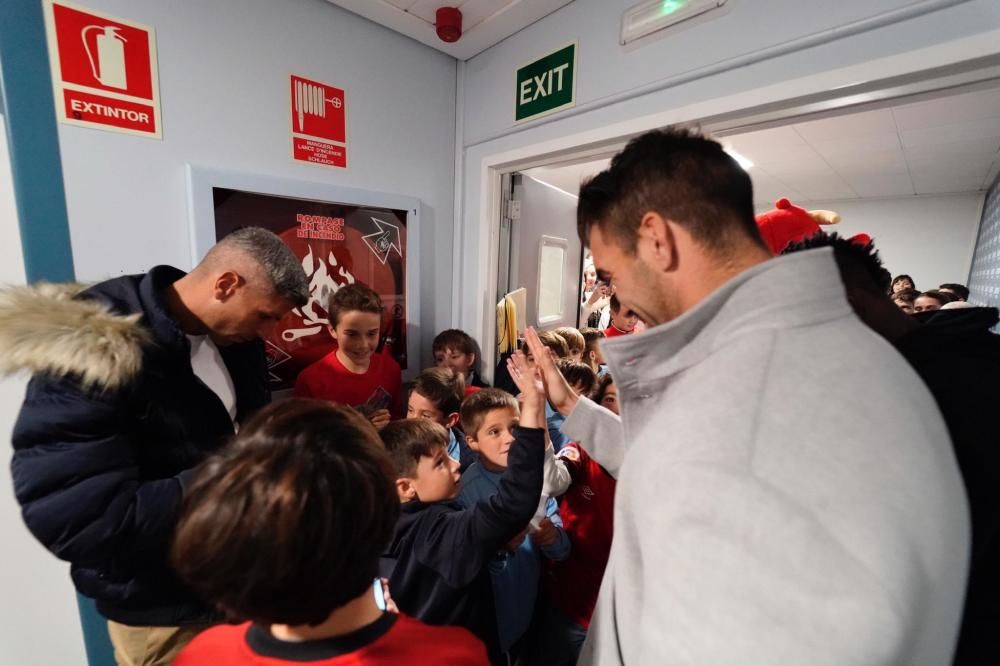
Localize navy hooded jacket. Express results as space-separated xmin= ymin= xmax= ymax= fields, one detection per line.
xmin=8 ymin=266 xmax=269 ymax=626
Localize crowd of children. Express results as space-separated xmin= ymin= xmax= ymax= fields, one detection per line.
xmin=171 ymin=281 xmax=637 ymax=665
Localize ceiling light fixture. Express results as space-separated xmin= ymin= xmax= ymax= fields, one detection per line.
xmin=621 ymin=0 xmax=728 ymax=45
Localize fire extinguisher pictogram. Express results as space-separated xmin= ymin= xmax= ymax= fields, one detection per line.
xmin=82 ymin=24 xmax=128 ymax=90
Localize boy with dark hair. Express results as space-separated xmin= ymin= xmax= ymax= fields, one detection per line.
xmin=407 ymin=367 xmax=476 ymax=472
xmin=381 ymin=356 xmax=546 ymax=666
xmin=434 ymin=328 xmax=489 ymax=390
xmin=170 ymin=399 xmax=487 ymax=665
xmin=939 ymin=283 xmax=970 ymax=301
xmin=579 ymin=327 xmax=607 ymax=375
xmin=459 ymin=389 xmax=571 ymax=656
xmin=556 ymin=359 xmax=598 ymax=397
xmin=603 ymin=295 xmax=639 ymax=338
xmin=294 ymin=284 xmax=401 ymax=430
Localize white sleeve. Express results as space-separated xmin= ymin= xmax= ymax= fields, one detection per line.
xmin=560 ymin=397 xmax=626 ymax=478
xmin=542 ymin=442 xmax=572 ymax=496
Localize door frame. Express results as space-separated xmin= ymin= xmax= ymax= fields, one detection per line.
xmin=473 ymin=48 xmax=1000 ymax=379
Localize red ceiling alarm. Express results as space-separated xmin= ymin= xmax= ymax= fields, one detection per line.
xmin=436 ymin=7 xmax=463 ymax=43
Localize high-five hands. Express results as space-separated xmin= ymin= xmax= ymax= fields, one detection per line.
xmin=522 ymin=327 xmax=579 ymax=417
xmin=507 ymin=350 xmax=544 ymax=429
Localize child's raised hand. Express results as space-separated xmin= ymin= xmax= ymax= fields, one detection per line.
xmin=523 ymin=327 xmax=578 ymax=417
xmin=507 ymin=350 xmax=542 ymax=402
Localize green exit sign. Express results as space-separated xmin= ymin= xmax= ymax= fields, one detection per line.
xmin=514 ymin=42 xmax=577 ymax=123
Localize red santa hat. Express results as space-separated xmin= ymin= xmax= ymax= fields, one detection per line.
xmin=755 ymin=198 xmax=841 ymax=255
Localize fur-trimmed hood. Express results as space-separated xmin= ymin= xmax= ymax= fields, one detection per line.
xmin=0 ymin=282 xmax=149 ymax=390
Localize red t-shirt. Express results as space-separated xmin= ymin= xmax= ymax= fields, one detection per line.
xmin=294 ymin=348 xmax=402 ymax=416
xmin=544 ymin=443 xmax=617 ymax=630
xmin=174 ymin=614 xmax=488 ymax=665
xmin=602 ymin=324 xmax=631 ymax=338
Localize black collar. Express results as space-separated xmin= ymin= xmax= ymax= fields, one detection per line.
xmin=245 ymin=613 xmax=396 ymax=661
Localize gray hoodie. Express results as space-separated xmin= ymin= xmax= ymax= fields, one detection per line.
xmin=563 ymin=248 xmax=969 ymax=666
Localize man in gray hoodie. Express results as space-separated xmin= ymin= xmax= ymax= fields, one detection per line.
xmin=527 ymin=128 xmax=970 ymax=665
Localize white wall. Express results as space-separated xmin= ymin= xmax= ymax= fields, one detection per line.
xmin=0 ymin=115 xmax=87 ymax=665
xmin=454 ymin=0 xmax=1000 ymax=343
xmin=784 ymin=194 xmax=985 ymax=292
xmin=56 ymin=0 xmax=457 ymax=368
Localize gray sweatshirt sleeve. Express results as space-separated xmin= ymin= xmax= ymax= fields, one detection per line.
xmin=560 ymin=396 xmax=626 ymax=478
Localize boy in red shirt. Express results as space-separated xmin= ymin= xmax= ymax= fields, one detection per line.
xmin=171 ymin=399 xmax=488 ymax=665
xmin=603 ymin=295 xmax=639 ymax=338
xmin=294 ymin=284 xmax=401 ymax=430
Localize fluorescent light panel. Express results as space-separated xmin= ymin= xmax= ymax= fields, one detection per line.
xmin=621 ymin=0 xmax=728 ymax=45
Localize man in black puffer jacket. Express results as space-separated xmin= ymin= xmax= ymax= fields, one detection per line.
xmin=3 ymin=227 xmax=308 ymax=666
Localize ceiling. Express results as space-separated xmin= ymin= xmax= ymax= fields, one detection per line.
xmin=523 ymin=84 xmax=1000 ymax=207
xmin=326 ymin=0 xmax=575 ymax=60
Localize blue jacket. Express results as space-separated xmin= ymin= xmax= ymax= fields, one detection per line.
xmin=7 ymin=267 xmax=270 ymax=626
xmin=459 ymin=462 xmax=570 ymax=651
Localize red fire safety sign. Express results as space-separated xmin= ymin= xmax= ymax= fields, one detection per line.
xmin=290 ymin=74 xmax=347 ymax=169
xmin=44 ymin=0 xmax=162 ymax=138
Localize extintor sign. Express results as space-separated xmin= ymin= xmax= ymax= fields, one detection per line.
xmin=290 ymin=74 xmax=348 ymax=169
xmin=44 ymin=0 xmax=162 ymax=138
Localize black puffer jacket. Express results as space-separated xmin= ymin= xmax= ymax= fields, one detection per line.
xmin=6 ymin=266 xmax=269 ymax=626
xmin=900 ymin=306 xmax=1000 ymax=665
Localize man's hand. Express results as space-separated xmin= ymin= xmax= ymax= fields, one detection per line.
xmin=530 ymin=517 xmax=559 ymax=547
xmin=369 ymin=409 xmax=391 ymax=431
xmin=523 ymin=327 xmax=579 ymax=417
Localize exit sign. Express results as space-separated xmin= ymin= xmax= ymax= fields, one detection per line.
xmin=514 ymin=42 xmax=577 ymax=123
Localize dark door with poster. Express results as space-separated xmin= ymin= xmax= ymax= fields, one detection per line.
xmin=212 ymin=188 xmax=408 ymax=391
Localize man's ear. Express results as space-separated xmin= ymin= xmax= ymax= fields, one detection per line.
xmin=637 ymin=211 xmax=678 ymax=272
xmin=327 ymin=324 xmax=338 ymax=342
xmin=445 ymin=412 xmax=460 ymax=429
xmin=395 ymin=477 xmax=417 ymax=501
xmin=213 ymin=271 xmax=243 ymax=302
xmin=465 ymin=435 xmax=479 ymax=452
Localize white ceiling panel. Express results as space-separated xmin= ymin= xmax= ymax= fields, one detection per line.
xmin=530 ymin=85 xmax=1000 ymax=205
xmin=385 ymin=0 xmax=419 ymax=9
xmin=458 ymin=0 xmax=512 ymax=28
xmin=892 ymin=87 xmax=1000 ymax=130
xmin=900 ymin=116 xmax=1000 ymax=148
xmin=903 ymin=139 xmax=1000 ymax=162
xmin=793 ymin=109 xmax=897 ymax=142
xmin=327 ymin=0 xmax=575 ymax=60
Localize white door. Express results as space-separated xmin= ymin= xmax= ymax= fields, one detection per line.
xmin=508 ymin=173 xmax=583 ymax=331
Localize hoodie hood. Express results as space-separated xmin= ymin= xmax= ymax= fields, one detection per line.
xmin=0 ymin=282 xmax=149 ymax=390
xmin=914 ymin=305 xmax=999 ymax=334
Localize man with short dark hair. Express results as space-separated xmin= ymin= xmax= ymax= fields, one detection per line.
xmin=940 ymin=282 xmax=970 ymax=301
xmin=785 ymin=232 xmax=1000 ymax=665
xmin=2 ymin=227 xmax=308 ymax=666
xmin=530 ymin=127 xmax=969 ymax=665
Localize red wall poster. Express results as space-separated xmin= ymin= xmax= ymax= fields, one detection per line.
xmin=212 ymin=188 xmax=407 ymax=391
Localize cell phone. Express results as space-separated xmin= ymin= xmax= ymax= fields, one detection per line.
xmin=372 ymin=578 xmax=386 ymax=611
